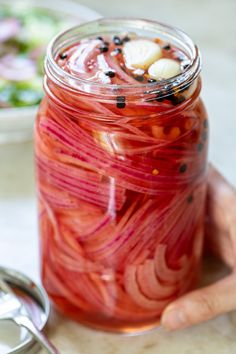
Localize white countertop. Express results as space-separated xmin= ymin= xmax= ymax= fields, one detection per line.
xmin=1 ymin=0 xmax=236 ymax=353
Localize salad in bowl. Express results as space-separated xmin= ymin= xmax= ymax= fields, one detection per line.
xmin=0 ymin=0 xmax=100 ymax=143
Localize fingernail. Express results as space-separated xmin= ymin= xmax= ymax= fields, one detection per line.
xmin=161 ymin=307 xmax=187 ymax=331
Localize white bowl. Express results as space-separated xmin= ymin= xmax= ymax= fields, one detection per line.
xmin=0 ymin=0 xmax=101 ymax=144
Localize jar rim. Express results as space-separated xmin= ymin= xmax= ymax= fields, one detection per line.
xmin=45 ymin=17 xmax=201 ymax=98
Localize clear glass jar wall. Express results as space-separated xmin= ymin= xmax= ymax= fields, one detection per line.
xmin=35 ymin=18 xmax=209 ymax=333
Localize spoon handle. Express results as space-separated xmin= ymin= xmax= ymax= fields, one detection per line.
xmin=14 ymin=315 xmax=59 ymax=354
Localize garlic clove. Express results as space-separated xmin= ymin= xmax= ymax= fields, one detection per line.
xmin=123 ymin=39 xmax=162 ymax=70
xmin=148 ymin=58 xmax=181 ymax=80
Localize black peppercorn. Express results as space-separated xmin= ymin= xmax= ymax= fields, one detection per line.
xmin=163 ymin=44 xmax=171 ymax=50
xmin=113 ymin=35 xmax=123 ymax=45
xmin=179 ymin=163 xmax=187 ymax=173
xmin=148 ymin=78 xmax=157 ymax=83
xmin=59 ymin=53 xmax=67 ymax=60
xmin=105 ymin=71 xmax=115 ymax=78
xmin=113 ymin=48 xmax=122 ymax=55
xmin=116 ymin=96 xmax=126 ymax=109
xmin=117 ymin=102 xmax=126 ymax=109
xmin=182 ymin=63 xmax=189 ymax=70
xmin=123 ymin=36 xmax=130 ymax=42
xmin=99 ymin=45 xmax=109 ymax=53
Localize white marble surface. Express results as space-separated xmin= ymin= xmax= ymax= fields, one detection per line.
xmin=0 ymin=0 xmax=236 ymax=353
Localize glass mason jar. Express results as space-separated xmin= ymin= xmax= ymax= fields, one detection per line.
xmin=35 ymin=18 xmax=209 ymax=333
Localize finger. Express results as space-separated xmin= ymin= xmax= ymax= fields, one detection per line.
xmin=205 ymin=164 xmax=236 ymax=267
xmin=161 ymin=273 xmax=236 ymax=331
xmin=205 ymin=215 xmax=233 ymax=268
xmin=207 ymin=164 xmax=236 ymax=230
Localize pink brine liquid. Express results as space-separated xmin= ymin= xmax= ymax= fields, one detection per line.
xmin=35 ymin=20 xmax=208 ymax=333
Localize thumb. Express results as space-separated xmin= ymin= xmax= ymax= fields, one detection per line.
xmin=161 ymin=273 xmax=236 ymax=331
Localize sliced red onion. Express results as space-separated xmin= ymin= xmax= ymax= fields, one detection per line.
xmin=105 ymin=54 xmax=138 ymax=84
xmin=137 ymin=260 xmax=177 ymax=299
xmin=124 ymin=264 xmax=171 ymax=310
xmin=68 ymin=40 xmax=99 ymax=76
xmin=154 ymin=244 xmax=190 ymax=283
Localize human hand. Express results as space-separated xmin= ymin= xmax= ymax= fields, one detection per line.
xmin=161 ymin=164 xmax=236 ymax=330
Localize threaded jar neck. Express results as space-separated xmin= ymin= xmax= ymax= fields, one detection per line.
xmin=45 ymin=18 xmax=201 ymax=102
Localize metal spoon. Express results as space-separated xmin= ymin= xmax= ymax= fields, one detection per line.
xmin=0 ymin=277 xmax=59 ymax=354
